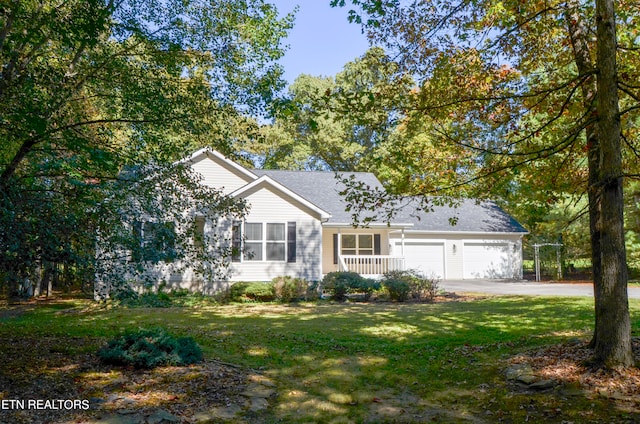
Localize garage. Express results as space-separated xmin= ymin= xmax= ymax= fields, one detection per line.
xmin=463 ymin=242 xmax=512 ymax=279
xmin=395 ymin=240 xmax=445 ymax=279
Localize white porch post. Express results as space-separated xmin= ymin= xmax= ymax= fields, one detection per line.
xmin=337 ymin=228 xmax=342 ymax=271
xmin=401 ymin=228 xmax=405 ymax=256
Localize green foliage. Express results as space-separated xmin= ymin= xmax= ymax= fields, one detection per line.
xmin=407 ymin=272 xmax=440 ymax=302
xmin=247 ymin=47 xmax=413 ymax=172
xmin=108 ymin=284 xmax=223 ymax=308
xmin=322 ymin=271 xmax=378 ymax=301
xmin=381 ymin=277 xmax=411 ymax=302
xmin=381 ymin=270 xmax=439 ymax=302
xmin=323 ymin=271 xmax=359 ymax=301
xmin=98 ymin=328 xmax=203 ymax=369
xmin=272 ymin=276 xmax=316 ymax=302
xmin=230 ymin=282 xmax=275 ymax=302
xmin=352 ymin=278 xmax=381 ymax=301
xmin=0 ymin=0 xmax=293 ymax=298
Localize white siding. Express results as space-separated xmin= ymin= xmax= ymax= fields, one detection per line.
xmin=230 ymin=182 xmax=323 ymax=281
xmin=191 ymin=154 xmax=254 ymax=194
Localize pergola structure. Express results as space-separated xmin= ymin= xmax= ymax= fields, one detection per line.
xmin=532 ymin=243 xmax=563 ymax=282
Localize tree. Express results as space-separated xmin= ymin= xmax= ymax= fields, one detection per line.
xmin=0 ymin=0 xmax=293 ymax=297
xmin=332 ymin=0 xmax=638 ymax=367
xmin=248 ymin=47 xmax=412 ymax=171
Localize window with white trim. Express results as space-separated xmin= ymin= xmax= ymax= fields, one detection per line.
xmin=341 ymin=234 xmax=374 ymax=256
xmin=266 ymin=223 xmax=286 ymax=261
xmin=234 ymin=222 xmax=296 ymax=262
xmin=334 ymin=233 xmax=381 ymax=263
xmin=244 ymin=223 xmax=263 ymax=261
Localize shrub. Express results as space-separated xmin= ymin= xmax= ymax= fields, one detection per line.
xmin=322 ymin=271 xmax=371 ymax=301
xmin=352 ymin=278 xmax=381 ymax=301
xmin=139 ymin=292 xmax=173 ymax=307
xmin=383 ymin=278 xmax=411 ymax=302
xmin=230 ymin=282 xmax=275 ymax=302
xmin=272 ymin=276 xmax=309 ymax=302
xmin=409 ymin=272 xmax=440 ymax=302
xmin=98 ymin=328 xmax=203 ymax=369
xmin=109 ymin=281 xmax=139 ymax=303
xmin=381 ymin=270 xmax=440 ymax=302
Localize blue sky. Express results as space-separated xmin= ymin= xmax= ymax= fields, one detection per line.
xmin=270 ymin=1 xmax=371 ymax=85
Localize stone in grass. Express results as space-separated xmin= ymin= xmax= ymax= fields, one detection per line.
xmin=193 ymin=404 xmax=243 ymax=422
xmin=241 ymin=383 xmax=276 ymax=399
xmin=505 ymin=364 xmax=534 ymax=381
xmin=529 ymin=379 xmax=557 ymax=390
xmin=246 ymin=396 xmax=269 ymax=412
xmin=146 ymin=408 xmax=181 ymax=424
xmin=516 ymin=374 xmax=537 ymax=385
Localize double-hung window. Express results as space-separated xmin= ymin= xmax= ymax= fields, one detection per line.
xmin=341 ymin=234 xmax=374 ymax=256
xmin=244 ymin=223 xmax=263 ymax=261
xmin=333 ymin=233 xmax=381 ymax=264
xmin=132 ymin=220 xmax=177 ymax=263
xmin=266 ymin=223 xmax=286 ymax=261
xmin=232 ymin=222 xmax=296 ymax=262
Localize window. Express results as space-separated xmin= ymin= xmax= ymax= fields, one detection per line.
xmin=234 ymin=222 xmax=296 ymax=262
xmin=244 ymin=223 xmax=263 ymax=261
xmin=231 ymin=221 xmax=242 ymax=262
xmin=194 ymin=216 xmax=205 ymax=249
xmin=334 ymin=233 xmax=381 ymax=263
xmin=132 ymin=220 xmax=177 ymax=263
xmin=341 ymin=234 xmax=373 ymax=256
xmin=266 ymin=223 xmax=285 ymax=261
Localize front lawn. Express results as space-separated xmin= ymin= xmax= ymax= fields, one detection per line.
xmin=1 ymin=296 xmax=639 ymax=423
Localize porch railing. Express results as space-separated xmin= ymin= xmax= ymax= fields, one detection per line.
xmin=339 ymin=255 xmax=406 ymax=276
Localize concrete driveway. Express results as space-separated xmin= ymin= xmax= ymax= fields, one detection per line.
xmin=440 ymin=279 xmax=640 ymax=299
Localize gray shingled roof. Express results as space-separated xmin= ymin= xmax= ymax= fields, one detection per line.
xmin=390 ymin=197 xmax=528 ymax=233
xmin=252 ymin=169 xmax=527 ymax=234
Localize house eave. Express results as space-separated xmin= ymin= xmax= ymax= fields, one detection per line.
xmin=390 ymin=229 xmax=529 ymax=236
xmin=323 ymin=222 xmax=415 ymax=229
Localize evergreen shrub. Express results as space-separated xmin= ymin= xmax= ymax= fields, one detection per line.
xmin=98 ymin=328 xmax=203 ymax=369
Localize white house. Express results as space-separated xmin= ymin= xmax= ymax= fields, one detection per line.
xmin=162 ymin=148 xmax=528 ymax=287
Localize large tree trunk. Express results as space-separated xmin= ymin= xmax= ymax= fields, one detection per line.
xmin=565 ymin=0 xmax=602 ymax=350
xmin=592 ymin=0 xmax=633 ymax=367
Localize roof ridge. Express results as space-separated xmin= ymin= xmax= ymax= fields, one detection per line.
xmin=253 ymin=169 xmax=376 ymax=175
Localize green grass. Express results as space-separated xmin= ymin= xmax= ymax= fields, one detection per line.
xmin=2 ymin=296 xmax=640 ymax=422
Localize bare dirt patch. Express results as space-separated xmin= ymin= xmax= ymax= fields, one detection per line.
xmin=0 ymin=336 xmax=266 ymax=423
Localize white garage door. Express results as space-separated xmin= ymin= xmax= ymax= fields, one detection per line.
xmin=395 ymin=241 xmax=445 ymax=279
xmin=463 ymin=242 xmax=511 ymax=279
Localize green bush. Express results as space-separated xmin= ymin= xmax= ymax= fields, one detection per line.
xmin=272 ymin=276 xmax=310 ymax=302
xmin=230 ymin=282 xmax=275 ymax=302
xmin=352 ymin=278 xmax=381 ymax=301
xmin=383 ymin=278 xmax=411 ymax=302
xmin=98 ymin=328 xmax=203 ymax=369
xmin=381 ymin=270 xmax=440 ymax=302
xmin=110 ymin=281 xmax=139 ymax=302
xmin=322 ymin=271 xmax=374 ymax=301
xmin=408 ymin=272 xmax=440 ymax=302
